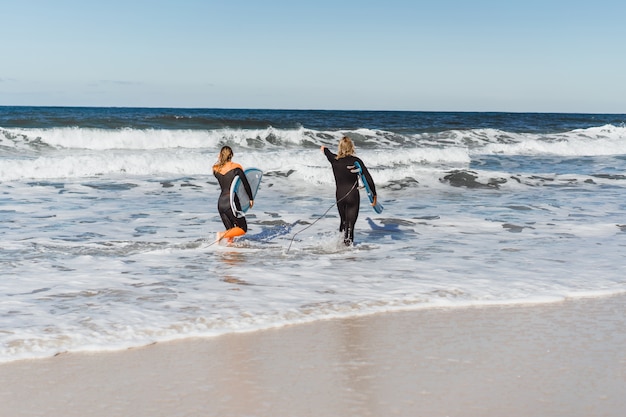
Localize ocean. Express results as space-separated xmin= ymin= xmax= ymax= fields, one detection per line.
xmin=1 ymin=106 xmax=625 ymax=363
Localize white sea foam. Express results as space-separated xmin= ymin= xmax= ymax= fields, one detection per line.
xmin=3 ymin=124 xmax=625 ymax=152
xmin=1 ymin=122 xmax=626 ymax=363
xmin=3 ymin=124 xmax=625 ymax=183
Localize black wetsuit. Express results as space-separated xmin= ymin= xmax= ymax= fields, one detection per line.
xmin=214 ymin=162 xmax=253 ymax=232
xmin=324 ymin=148 xmax=377 ymax=244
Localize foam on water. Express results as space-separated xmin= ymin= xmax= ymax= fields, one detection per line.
xmin=1 ymin=112 xmax=626 ymax=363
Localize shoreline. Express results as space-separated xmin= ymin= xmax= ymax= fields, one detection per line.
xmin=1 ymin=294 xmax=625 ymax=417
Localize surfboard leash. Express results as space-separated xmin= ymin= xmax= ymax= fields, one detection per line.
xmin=286 ymin=179 xmax=359 ymax=253
xmin=204 ymin=233 xmax=226 ymax=249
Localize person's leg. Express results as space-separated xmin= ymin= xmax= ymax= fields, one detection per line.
xmin=219 ymin=210 xmax=235 ymax=230
xmin=218 ymin=204 xmax=247 ymax=244
xmin=337 ymin=201 xmax=347 ymax=233
xmin=234 ymin=216 xmax=248 ymax=233
xmin=343 ymin=195 xmax=360 ymax=246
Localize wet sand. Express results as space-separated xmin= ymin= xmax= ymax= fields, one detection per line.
xmin=1 ymin=294 xmax=625 ymax=417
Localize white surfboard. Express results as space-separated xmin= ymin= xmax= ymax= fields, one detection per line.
xmin=354 ymin=161 xmax=383 ymax=214
xmin=230 ymin=168 xmax=262 ymax=218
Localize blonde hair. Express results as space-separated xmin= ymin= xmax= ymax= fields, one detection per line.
xmin=214 ymin=146 xmax=233 ymax=171
xmin=336 ymin=136 xmax=355 ymax=159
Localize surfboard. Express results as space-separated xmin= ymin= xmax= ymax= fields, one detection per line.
xmin=230 ymin=168 xmax=262 ymax=218
xmin=353 ymin=161 xmax=383 ymax=214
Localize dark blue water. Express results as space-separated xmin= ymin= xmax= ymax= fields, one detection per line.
xmin=1 ymin=106 xmax=624 ymax=133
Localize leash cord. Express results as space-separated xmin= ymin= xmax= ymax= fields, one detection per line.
xmin=209 ymin=173 xmax=361 ymax=251
xmin=286 ymin=180 xmax=359 ymax=253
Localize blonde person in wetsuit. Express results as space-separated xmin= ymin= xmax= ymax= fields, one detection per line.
xmin=321 ymin=136 xmax=377 ymax=246
xmin=213 ymin=146 xmax=254 ymax=243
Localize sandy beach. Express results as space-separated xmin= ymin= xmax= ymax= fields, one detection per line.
xmin=1 ymin=294 xmax=625 ymax=417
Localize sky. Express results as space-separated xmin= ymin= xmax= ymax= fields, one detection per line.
xmin=1 ymin=0 xmax=625 ymax=113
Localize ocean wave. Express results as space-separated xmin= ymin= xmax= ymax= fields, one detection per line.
xmin=2 ymin=124 xmax=624 ymax=153
xmin=475 ymin=124 xmax=626 ymax=156
xmin=1 ymin=124 xmax=625 ymax=182
xmin=4 ymin=108 xmax=626 ymax=364
xmin=0 ymin=149 xmax=213 ymax=181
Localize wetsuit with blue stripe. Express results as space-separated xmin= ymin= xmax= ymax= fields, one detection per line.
xmin=323 ymin=147 xmax=376 ymax=245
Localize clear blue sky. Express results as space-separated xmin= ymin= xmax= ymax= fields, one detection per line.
xmin=1 ymin=0 xmax=625 ymax=113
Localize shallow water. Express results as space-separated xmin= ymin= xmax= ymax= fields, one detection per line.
xmin=1 ymin=107 xmax=625 ymax=362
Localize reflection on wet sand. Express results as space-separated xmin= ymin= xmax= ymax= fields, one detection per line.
xmin=218 ymin=250 xmax=253 ymax=287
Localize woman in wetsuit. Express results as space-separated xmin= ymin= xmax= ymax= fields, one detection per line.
xmin=321 ymin=136 xmax=377 ymax=246
xmin=213 ymin=146 xmax=254 ymax=243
